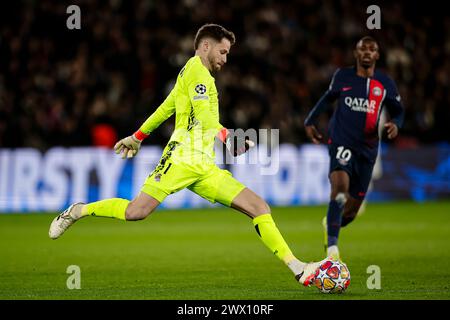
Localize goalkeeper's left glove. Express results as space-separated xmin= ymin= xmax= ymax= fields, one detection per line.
xmin=113 ymin=129 xmax=149 ymax=159
xmin=218 ymin=128 xmax=255 ymax=157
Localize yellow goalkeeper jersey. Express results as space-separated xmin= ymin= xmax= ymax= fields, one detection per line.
xmin=139 ymin=56 xmax=223 ymax=165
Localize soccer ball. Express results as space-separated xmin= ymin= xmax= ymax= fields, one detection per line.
xmin=314 ymin=260 xmax=351 ymax=294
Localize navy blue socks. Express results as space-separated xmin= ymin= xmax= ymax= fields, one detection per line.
xmin=327 ymin=200 xmax=344 ymax=247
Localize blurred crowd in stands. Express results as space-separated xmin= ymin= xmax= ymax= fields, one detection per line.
xmin=0 ymin=0 xmax=449 ymax=150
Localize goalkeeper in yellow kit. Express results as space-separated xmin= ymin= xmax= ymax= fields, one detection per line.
xmin=49 ymin=24 xmax=327 ymax=286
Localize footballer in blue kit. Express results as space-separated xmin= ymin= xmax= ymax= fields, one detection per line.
xmin=304 ymin=36 xmax=405 ymax=260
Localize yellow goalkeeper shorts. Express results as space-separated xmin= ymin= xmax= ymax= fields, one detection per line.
xmin=141 ymin=143 xmax=246 ymax=206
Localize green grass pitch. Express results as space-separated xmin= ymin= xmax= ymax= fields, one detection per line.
xmin=1 ymin=201 xmax=449 ymax=300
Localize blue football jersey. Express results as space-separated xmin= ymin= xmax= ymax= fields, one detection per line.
xmin=305 ymin=67 xmax=404 ymax=160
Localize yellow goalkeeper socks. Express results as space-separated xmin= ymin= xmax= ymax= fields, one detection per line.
xmin=80 ymin=198 xmax=129 ymax=221
xmin=252 ymin=214 xmax=306 ymax=275
xmin=252 ymin=214 xmax=299 ymax=264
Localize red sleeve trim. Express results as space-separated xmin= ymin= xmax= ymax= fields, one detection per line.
xmin=217 ymin=127 xmax=229 ymax=143
xmin=133 ymin=129 xmax=149 ymax=141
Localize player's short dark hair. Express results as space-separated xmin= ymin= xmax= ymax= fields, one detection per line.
xmin=356 ymin=36 xmax=379 ymax=48
xmin=194 ymin=24 xmax=235 ymax=50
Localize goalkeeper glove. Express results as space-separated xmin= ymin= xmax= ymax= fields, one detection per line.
xmin=218 ymin=128 xmax=255 ymax=157
xmin=114 ymin=129 xmax=149 ymax=159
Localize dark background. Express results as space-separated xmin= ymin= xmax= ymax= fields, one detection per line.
xmin=0 ymin=0 xmax=448 ymax=150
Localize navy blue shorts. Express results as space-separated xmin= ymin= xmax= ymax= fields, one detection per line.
xmin=328 ymin=144 xmax=376 ymax=200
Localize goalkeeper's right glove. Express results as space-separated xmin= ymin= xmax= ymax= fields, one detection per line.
xmin=218 ymin=128 xmax=255 ymax=157
xmin=113 ymin=129 xmax=149 ymax=159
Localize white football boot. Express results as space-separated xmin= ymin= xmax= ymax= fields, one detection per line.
xmin=48 ymin=203 xmax=84 ymax=239
xmin=296 ymin=257 xmax=331 ymax=286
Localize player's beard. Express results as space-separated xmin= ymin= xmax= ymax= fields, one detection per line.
xmin=207 ymin=53 xmax=220 ymax=73
xmin=360 ymin=57 xmax=374 ymax=69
